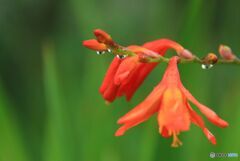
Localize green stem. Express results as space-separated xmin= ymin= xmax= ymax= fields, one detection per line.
xmin=111 ymin=47 xmax=240 ymax=65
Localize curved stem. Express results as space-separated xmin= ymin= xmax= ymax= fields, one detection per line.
xmin=111 ymin=46 xmax=240 ymax=65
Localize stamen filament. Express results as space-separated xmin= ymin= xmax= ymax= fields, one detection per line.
xmin=171 ymin=132 xmax=183 ymax=147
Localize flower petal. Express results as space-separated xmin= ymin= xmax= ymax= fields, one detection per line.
xmin=203 ymin=128 xmax=216 ymax=145
xmin=123 ymin=63 xmax=157 ymax=101
xmin=82 ymin=39 xmax=107 ymax=51
xmin=114 ymin=56 xmax=139 ymax=85
xmin=158 ymin=88 xmax=190 ymax=136
xmin=99 ymin=57 xmax=122 ymax=94
xmin=102 ymin=81 xmax=119 ymax=102
xmin=186 ymin=103 xmax=216 ymax=144
xmin=115 ymin=102 xmax=159 ymax=136
xmin=118 ymin=85 xmax=165 ymax=124
xmin=115 ymin=120 xmax=146 ymax=136
xmin=143 ymin=39 xmax=184 ymax=54
xmin=181 ymin=85 xmax=229 ymax=128
xmin=99 ymin=57 xmax=122 ymax=102
xmin=115 ymin=85 xmax=166 ymax=136
xmin=186 ymin=103 xmax=205 ymax=128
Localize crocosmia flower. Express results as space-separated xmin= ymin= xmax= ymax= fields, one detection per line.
xmin=99 ymin=39 xmax=186 ymax=103
xmin=115 ymin=56 xmax=228 ymax=147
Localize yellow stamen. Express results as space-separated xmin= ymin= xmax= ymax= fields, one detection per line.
xmin=105 ymin=101 xmax=111 ymax=105
xmin=171 ymin=132 xmax=182 ymax=148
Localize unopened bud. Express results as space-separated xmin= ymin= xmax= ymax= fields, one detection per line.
xmin=82 ymin=39 xmax=107 ymax=51
xmin=219 ymin=44 xmax=236 ymax=60
xmin=179 ymin=49 xmax=194 ymax=59
xmin=94 ymin=29 xmax=114 ymax=45
xmin=203 ymin=53 xmax=218 ymax=65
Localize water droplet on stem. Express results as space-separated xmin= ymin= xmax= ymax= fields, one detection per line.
xmin=201 ymin=64 xmax=213 ymax=69
xmin=96 ymin=51 xmax=105 ymax=55
xmin=117 ymin=55 xmax=127 ymax=59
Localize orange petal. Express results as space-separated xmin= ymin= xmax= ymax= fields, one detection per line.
xmin=114 ymin=56 xmax=139 ymax=85
xmin=127 ymin=45 xmax=160 ymax=58
xmin=99 ymin=57 xmax=122 ymax=102
xmin=203 ymin=128 xmax=217 ymax=145
xmin=115 ymin=103 xmax=158 ymax=136
xmin=143 ymin=39 xmax=184 ymax=54
xmin=102 ymin=81 xmax=119 ymax=102
xmin=186 ymin=103 xmax=216 ymax=144
xmin=115 ymin=121 xmax=143 ymax=136
xmin=186 ymin=103 xmax=205 ymax=128
xmin=115 ymin=84 xmax=165 ymax=136
xmin=180 ymin=85 xmax=229 ymax=128
xmin=99 ymin=57 xmax=122 ymax=94
xmin=157 ymin=88 xmax=191 ymax=135
xmin=117 ymin=88 xmax=163 ymax=124
xmin=115 ymin=64 xmax=143 ymax=98
xmin=82 ymin=39 xmax=107 ymax=51
xmin=124 ymin=63 xmax=157 ymax=101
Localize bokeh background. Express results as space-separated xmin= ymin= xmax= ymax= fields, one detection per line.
xmin=0 ymin=0 xmax=240 ymax=161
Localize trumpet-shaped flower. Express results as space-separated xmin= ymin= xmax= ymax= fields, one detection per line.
xmin=115 ymin=56 xmax=228 ymax=147
xmin=99 ymin=39 xmax=186 ymax=102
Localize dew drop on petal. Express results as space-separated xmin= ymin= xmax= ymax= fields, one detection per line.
xmin=117 ymin=55 xmax=127 ymax=59
xmin=201 ymin=64 xmax=213 ymax=69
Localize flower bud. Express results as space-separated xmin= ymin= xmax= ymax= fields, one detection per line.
xmin=219 ymin=44 xmax=236 ymax=60
xmin=203 ymin=53 xmax=218 ymax=65
xmin=94 ymin=29 xmax=114 ymax=45
xmin=178 ymin=49 xmax=194 ymax=59
xmin=82 ymin=39 xmax=107 ymax=51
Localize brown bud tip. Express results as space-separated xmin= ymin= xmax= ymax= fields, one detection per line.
xmin=204 ymin=53 xmax=218 ymax=64
xmin=179 ymin=49 xmax=194 ymax=59
xmin=94 ymin=29 xmax=113 ymax=45
xmin=82 ymin=39 xmax=107 ymax=51
xmin=219 ymin=44 xmax=236 ymax=60
xmin=137 ymin=53 xmax=149 ymax=63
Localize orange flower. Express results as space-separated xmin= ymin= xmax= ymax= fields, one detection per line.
xmin=100 ymin=39 xmax=185 ymax=102
xmin=115 ymin=56 xmax=228 ymax=147
xmin=82 ymin=29 xmax=192 ymax=103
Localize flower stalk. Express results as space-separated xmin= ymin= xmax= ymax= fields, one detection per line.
xmin=83 ymin=29 xmax=239 ymax=66
xmin=82 ymin=29 xmax=231 ymax=147
xmin=108 ymin=44 xmax=240 ymax=65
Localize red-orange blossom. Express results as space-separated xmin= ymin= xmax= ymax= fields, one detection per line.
xmin=83 ymin=29 xmax=229 ymax=147
xmin=99 ymin=39 xmax=186 ymax=102
xmin=83 ymin=29 xmax=187 ymax=102
xmin=115 ymin=56 xmax=228 ymax=147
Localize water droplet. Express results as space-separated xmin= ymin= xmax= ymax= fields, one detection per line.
xmin=201 ymin=64 xmax=213 ymax=69
xmin=107 ymin=49 xmax=111 ymax=53
xmin=117 ymin=55 xmax=127 ymax=59
xmin=96 ymin=51 xmax=105 ymax=55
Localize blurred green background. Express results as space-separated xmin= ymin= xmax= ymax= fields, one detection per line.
xmin=0 ymin=0 xmax=239 ymax=161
